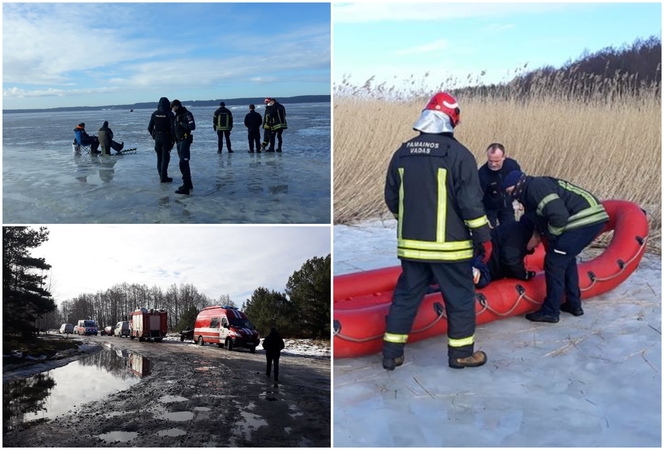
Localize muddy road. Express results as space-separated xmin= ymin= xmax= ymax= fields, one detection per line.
xmin=3 ymin=336 xmax=330 ymax=447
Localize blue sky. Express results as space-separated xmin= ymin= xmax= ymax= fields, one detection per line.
xmin=31 ymin=225 xmax=331 ymax=306
xmin=3 ymin=2 xmax=331 ymax=109
xmin=333 ymin=2 xmax=662 ymax=93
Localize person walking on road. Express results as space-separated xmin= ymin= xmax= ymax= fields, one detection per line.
xmin=171 ymin=99 xmax=196 ymax=195
xmin=383 ymin=92 xmax=493 ymax=371
xmin=148 ymin=97 xmax=175 ymax=182
xmin=263 ymin=327 xmax=285 ymax=383
xmin=213 ymin=101 xmax=233 ymax=153
xmin=244 ymin=104 xmax=263 ymax=153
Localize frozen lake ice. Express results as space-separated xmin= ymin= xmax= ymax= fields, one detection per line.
xmin=333 ymin=220 xmax=661 ymax=447
xmin=3 ymin=103 xmax=330 ymax=224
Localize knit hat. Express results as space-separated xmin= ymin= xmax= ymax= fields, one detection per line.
xmin=502 ymin=170 xmax=525 ymax=191
xmin=220 ymin=101 xmax=225 ymax=106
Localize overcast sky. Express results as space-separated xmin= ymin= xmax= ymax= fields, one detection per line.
xmin=29 ymin=225 xmax=331 ymax=306
xmin=3 ymin=2 xmax=331 ymax=109
xmin=334 ymin=2 xmax=662 ymax=91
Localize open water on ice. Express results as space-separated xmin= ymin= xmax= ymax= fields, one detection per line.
xmin=3 ymin=103 xmax=330 ymax=224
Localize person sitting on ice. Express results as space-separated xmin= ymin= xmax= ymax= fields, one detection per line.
xmin=73 ymin=123 xmax=100 ymax=154
xmin=471 ymin=216 xmax=541 ymax=288
xmin=98 ymin=121 xmax=125 ymax=155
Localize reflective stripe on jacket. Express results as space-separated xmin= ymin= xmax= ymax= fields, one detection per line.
xmin=384 ymin=133 xmax=491 ymax=262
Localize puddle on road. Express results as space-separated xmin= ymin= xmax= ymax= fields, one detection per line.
xmin=98 ymin=431 xmax=139 ymax=443
xmin=3 ymin=349 xmax=152 ymax=433
xmin=159 ymin=395 xmax=188 ymax=403
xmin=161 ymin=411 xmax=195 ymax=422
xmin=157 ymin=428 xmax=187 ymax=437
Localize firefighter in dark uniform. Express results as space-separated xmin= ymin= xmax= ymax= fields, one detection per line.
xmin=148 ymin=97 xmax=175 ymax=182
xmin=266 ymin=98 xmax=287 ymax=152
xmin=383 ymin=92 xmax=493 ymax=371
xmin=501 ymin=170 xmax=609 ymax=322
xmin=213 ymin=101 xmax=233 ymax=153
xmin=471 ymin=217 xmax=541 ymax=288
xmin=171 ymin=99 xmax=196 ymax=195
xmin=260 ymin=98 xmax=272 ymax=151
xmin=478 ymin=143 xmax=521 ymax=227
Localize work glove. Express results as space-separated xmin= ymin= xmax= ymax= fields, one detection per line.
xmin=476 ymin=241 xmax=492 ymax=265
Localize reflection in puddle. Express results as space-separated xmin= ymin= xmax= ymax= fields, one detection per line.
xmin=162 ymin=411 xmax=195 ymax=422
xmin=98 ymin=431 xmax=139 ymax=443
xmin=233 ymin=410 xmax=268 ymax=441
xmin=157 ymin=428 xmax=187 ymax=437
xmin=3 ymin=349 xmax=151 ymax=432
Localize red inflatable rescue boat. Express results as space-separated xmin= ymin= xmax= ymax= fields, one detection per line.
xmin=333 ymin=200 xmax=649 ymax=358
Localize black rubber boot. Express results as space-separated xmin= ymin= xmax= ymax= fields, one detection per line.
xmin=382 ymin=354 xmax=405 ymax=371
xmin=175 ymin=186 xmax=189 ymax=195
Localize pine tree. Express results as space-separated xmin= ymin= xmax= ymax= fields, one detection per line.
xmin=285 ymin=254 xmax=331 ymax=339
xmin=3 ymin=227 xmax=56 ymax=338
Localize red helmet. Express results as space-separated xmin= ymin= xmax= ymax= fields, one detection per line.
xmin=264 ymin=98 xmax=272 ymax=105
xmin=424 ymin=92 xmax=461 ymax=127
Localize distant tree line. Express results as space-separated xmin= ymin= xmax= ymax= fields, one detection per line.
xmin=3 ymin=94 xmax=331 ymax=114
xmin=454 ymin=35 xmax=661 ymax=102
xmin=3 ymin=227 xmax=331 ymax=341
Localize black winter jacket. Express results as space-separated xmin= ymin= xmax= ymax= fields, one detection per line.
xmin=213 ymin=106 xmax=233 ymax=131
xmin=262 ymin=330 xmax=285 ymax=355
xmin=244 ymin=110 xmax=263 ymax=132
xmin=173 ymin=106 xmax=196 ymax=142
xmin=148 ymin=97 xmax=175 ymax=140
xmin=385 ymin=132 xmax=491 ymax=262
xmin=487 ymin=221 xmax=534 ymax=281
xmin=478 ymin=157 xmax=521 ymax=211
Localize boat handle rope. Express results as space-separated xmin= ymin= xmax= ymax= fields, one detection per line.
xmin=334 ymin=234 xmax=648 ymax=344
xmin=580 ymin=234 xmax=647 ymax=292
xmin=333 ymin=301 xmax=447 ymax=343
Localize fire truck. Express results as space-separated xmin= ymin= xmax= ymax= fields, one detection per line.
xmin=129 ymin=308 xmax=168 ymax=342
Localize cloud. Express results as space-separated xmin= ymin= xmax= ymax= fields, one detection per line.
xmin=333 ymin=2 xmax=572 ymax=24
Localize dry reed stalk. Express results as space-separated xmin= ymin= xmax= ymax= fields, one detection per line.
xmin=334 ymin=85 xmax=661 ymax=254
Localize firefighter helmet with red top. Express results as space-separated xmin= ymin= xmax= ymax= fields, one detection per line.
xmin=424 ymin=92 xmax=461 ymax=128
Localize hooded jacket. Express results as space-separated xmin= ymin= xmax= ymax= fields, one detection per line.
xmin=148 ymin=97 xmax=175 ymax=140
xmin=97 ymin=121 xmax=113 ymax=148
xmin=262 ymin=329 xmax=285 ymax=355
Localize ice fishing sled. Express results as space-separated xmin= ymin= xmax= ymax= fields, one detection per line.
xmin=333 ymin=200 xmax=649 ymax=358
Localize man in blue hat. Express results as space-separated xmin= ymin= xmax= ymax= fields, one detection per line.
xmin=502 ymin=170 xmax=609 ymax=322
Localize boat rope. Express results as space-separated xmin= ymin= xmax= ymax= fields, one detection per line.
xmin=476 ymin=285 xmax=541 ymax=318
xmin=580 ymin=235 xmax=647 ymax=292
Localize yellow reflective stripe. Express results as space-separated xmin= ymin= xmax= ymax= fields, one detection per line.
xmin=558 ymin=180 xmax=600 ymax=207
xmin=397 ymin=168 xmax=405 ymax=240
xmin=384 ymin=332 xmax=408 ymax=344
xmin=436 ymin=168 xmax=447 ymax=242
xmin=399 ymin=238 xmax=472 ymax=251
xmin=449 ymin=335 xmax=474 ymax=347
xmin=548 ymin=223 xmax=565 ymax=236
xmin=537 ymin=193 xmax=559 ymax=216
xmin=465 ymin=215 xmax=489 ymax=229
xmin=398 ymin=248 xmax=474 ymax=261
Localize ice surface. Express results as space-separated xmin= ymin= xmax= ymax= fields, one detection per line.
xmin=3 ymin=104 xmax=330 ymax=224
xmin=333 ymin=221 xmax=661 ymax=447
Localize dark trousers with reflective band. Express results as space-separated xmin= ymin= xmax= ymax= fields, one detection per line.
xmin=541 ymin=222 xmax=605 ymax=315
xmin=154 ymin=134 xmax=172 ymax=180
xmin=176 ymin=138 xmax=193 ymax=189
xmin=384 ymin=259 xmax=476 ymax=361
xmin=216 ymin=130 xmax=231 ymax=152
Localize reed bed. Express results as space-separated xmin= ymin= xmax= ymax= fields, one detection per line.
xmin=334 ymin=76 xmax=661 ymax=254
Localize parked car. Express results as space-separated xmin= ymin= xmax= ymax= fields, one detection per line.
xmin=102 ymin=326 xmax=113 ymax=336
xmin=180 ymin=328 xmax=194 ymax=342
xmin=114 ymin=321 xmax=130 ymax=338
xmin=59 ymin=323 xmax=74 ymax=335
xmin=77 ymin=319 xmax=98 ymax=336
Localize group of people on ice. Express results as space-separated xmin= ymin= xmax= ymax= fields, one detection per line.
xmin=381 ymin=91 xmax=609 ymax=371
